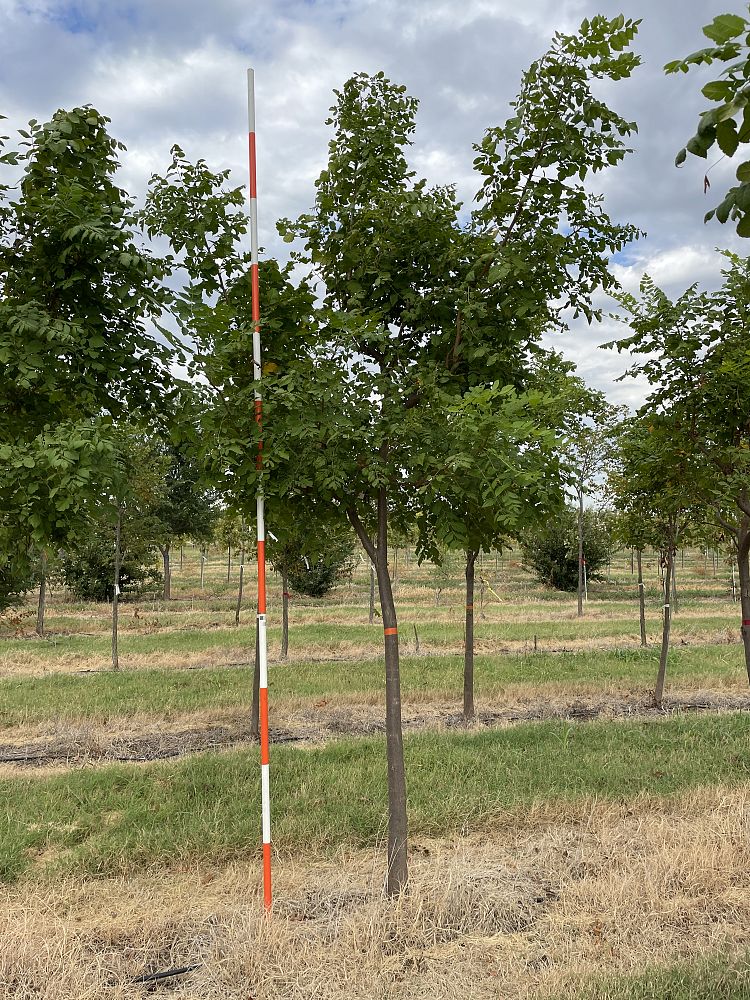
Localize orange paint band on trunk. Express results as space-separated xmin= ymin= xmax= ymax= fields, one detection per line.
xmin=384 ymin=627 xmax=398 ymax=636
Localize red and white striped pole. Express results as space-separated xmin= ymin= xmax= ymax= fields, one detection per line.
xmin=247 ymin=67 xmax=272 ymax=912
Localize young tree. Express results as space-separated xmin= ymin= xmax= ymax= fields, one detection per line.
xmin=0 ymin=107 xmax=170 ymax=606
xmin=146 ymin=16 xmax=640 ymax=895
xmin=269 ymin=21 xmax=639 ymax=892
xmin=149 ymin=435 xmax=217 ymax=601
xmin=609 ymin=256 xmax=750 ymax=684
xmin=64 ymin=430 xmax=168 ymax=669
xmin=553 ymin=381 xmax=622 ymax=616
xmin=216 ymin=510 xmax=243 ymax=584
xmin=267 ymin=516 xmax=355 ymax=659
xmin=612 ymin=417 xmax=694 ymax=707
xmin=416 ymin=381 xmax=564 ymax=722
xmin=610 ymin=508 xmax=652 ymax=648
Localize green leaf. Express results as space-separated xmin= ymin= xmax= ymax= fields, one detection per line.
xmin=702 ymin=80 xmax=734 ymax=101
xmin=687 ymin=135 xmax=711 ymax=158
xmin=703 ymin=14 xmax=747 ymax=44
xmin=736 ymin=212 xmax=750 ymax=237
xmin=675 ymin=147 xmax=687 ymax=167
xmin=736 ymin=161 xmax=750 ymax=182
xmin=735 ymin=183 xmax=750 ymax=212
xmin=716 ymin=193 xmax=735 ymax=223
xmin=717 ymin=119 xmax=740 ymax=157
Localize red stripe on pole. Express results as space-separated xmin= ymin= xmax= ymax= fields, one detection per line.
xmin=249 ymin=133 xmax=257 ymax=199
xmin=260 ymin=715 xmax=270 ymax=772
xmin=384 ymin=627 xmax=398 ymax=636
xmin=743 ymin=620 xmax=750 ymax=627
xmin=262 ymin=842 xmax=272 ymax=910
xmin=259 ymin=688 xmax=270 ymax=764
xmin=257 ymin=540 xmax=266 ymax=614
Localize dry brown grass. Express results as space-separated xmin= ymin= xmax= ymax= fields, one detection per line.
xmin=1 ymin=629 xmax=745 ymax=679
xmin=0 ymin=646 xmax=254 ymax=678
xmin=2 ymin=785 xmax=749 ymax=998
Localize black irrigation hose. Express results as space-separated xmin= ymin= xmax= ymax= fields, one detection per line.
xmin=0 ymin=752 xmax=50 ymax=763
xmin=131 ymin=963 xmax=202 ymax=984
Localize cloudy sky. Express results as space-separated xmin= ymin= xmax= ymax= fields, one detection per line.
xmin=0 ymin=0 xmax=742 ymax=406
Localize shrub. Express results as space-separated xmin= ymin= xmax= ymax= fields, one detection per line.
xmin=60 ymin=533 xmax=160 ymax=601
xmin=273 ymin=528 xmax=355 ymax=598
xmin=521 ymin=506 xmax=611 ymax=591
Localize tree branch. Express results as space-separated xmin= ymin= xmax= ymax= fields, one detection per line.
xmin=347 ymin=506 xmax=377 ymax=564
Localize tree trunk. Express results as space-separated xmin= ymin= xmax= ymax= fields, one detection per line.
xmin=636 ymin=548 xmax=647 ymax=648
xmin=200 ymin=549 xmax=205 ymax=589
xmin=179 ymin=545 xmax=183 ymax=570
xmin=227 ymin=543 xmax=232 ymax=583
xmin=112 ymin=508 xmax=122 ymax=672
xmin=630 ymin=548 xmax=634 ymax=575
xmin=368 ymin=564 xmax=375 ymax=625
xmin=281 ymin=569 xmax=289 ymax=660
xmin=737 ymin=519 xmax=750 ymax=686
xmin=577 ymin=487 xmax=584 ymax=617
xmin=671 ymin=555 xmax=677 ymax=615
xmin=349 ymin=491 xmax=408 ymax=896
xmin=250 ymin=618 xmax=260 ymax=739
xmin=235 ymin=544 xmax=245 ymax=626
xmin=36 ymin=550 xmax=47 ymax=637
xmin=654 ymin=543 xmax=674 ymax=708
xmin=463 ymin=549 xmax=477 ymax=723
xmin=161 ymin=544 xmax=171 ymax=601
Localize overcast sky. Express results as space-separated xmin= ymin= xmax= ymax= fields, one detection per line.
xmin=0 ymin=0 xmax=742 ymax=406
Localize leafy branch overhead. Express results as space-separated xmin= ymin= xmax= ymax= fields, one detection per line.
xmin=667 ymin=8 xmax=750 ymax=235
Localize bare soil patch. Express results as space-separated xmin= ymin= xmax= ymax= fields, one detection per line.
xmin=2 ymin=785 xmax=749 ymax=998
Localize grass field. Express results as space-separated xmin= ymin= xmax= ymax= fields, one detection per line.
xmin=2 ymin=545 xmax=749 ymax=998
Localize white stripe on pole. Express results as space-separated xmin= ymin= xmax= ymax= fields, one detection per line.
xmin=261 ymin=763 xmax=271 ymax=843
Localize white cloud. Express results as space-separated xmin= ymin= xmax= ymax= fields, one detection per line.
xmin=612 ymin=246 xmax=722 ymax=296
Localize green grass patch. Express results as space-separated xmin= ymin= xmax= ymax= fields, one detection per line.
xmin=0 ymin=644 xmax=745 ymax=728
xmin=556 ymin=950 xmax=750 ymax=999
xmin=0 ymin=612 xmax=743 ymax=668
xmin=1 ymin=713 xmax=749 ymax=881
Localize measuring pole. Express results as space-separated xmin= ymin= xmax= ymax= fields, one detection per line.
xmin=247 ymin=68 xmax=271 ymax=912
